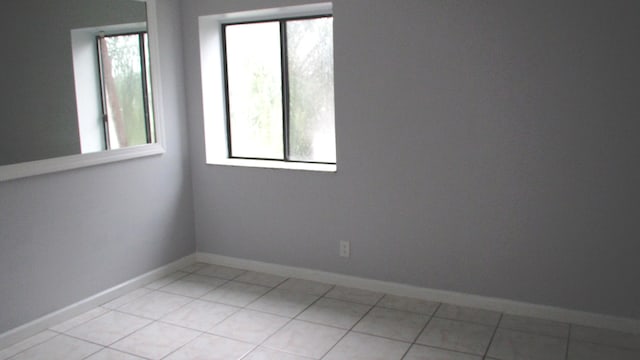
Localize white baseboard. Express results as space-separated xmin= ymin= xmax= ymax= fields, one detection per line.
xmin=196 ymin=252 xmax=640 ymax=334
xmin=0 ymin=254 xmax=195 ymax=349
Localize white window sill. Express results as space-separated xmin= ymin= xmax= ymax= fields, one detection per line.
xmin=208 ymin=158 xmax=336 ymax=172
xmin=0 ymin=143 xmax=165 ymax=182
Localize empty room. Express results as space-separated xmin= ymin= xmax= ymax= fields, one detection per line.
xmin=1 ymin=0 xmax=639 ymax=359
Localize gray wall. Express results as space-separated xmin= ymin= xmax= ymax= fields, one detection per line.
xmin=183 ymin=0 xmax=640 ymax=319
xmin=0 ymin=0 xmax=194 ymax=334
xmin=0 ymin=0 xmax=146 ymax=166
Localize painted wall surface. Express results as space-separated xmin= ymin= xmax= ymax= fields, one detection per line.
xmin=184 ymin=0 xmax=640 ymax=319
xmin=0 ymin=0 xmax=146 ymax=166
xmin=0 ymin=0 xmax=194 ymax=334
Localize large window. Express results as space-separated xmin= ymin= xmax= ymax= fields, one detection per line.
xmin=222 ymin=15 xmax=335 ymax=164
xmin=97 ymin=32 xmax=155 ymax=150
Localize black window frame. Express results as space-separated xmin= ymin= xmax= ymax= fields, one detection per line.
xmin=96 ymin=31 xmax=153 ymax=150
xmin=221 ymin=14 xmax=335 ymax=165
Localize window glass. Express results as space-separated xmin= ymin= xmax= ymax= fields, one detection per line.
xmin=222 ymin=15 xmax=335 ymax=165
xmin=287 ymin=17 xmax=335 ymax=163
xmin=225 ymin=22 xmax=284 ymax=159
xmin=143 ymin=33 xmax=156 ymax=144
xmin=99 ymin=33 xmax=149 ymax=149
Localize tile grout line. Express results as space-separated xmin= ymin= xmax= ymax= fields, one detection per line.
xmin=158 ymin=332 xmax=206 ymax=360
xmin=198 ymin=271 xmax=301 ymax=358
xmin=50 ymin=308 xmax=111 ymax=333
xmin=238 ymin=271 xmax=290 ymax=289
xmin=234 ymin=274 xmax=320 ymax=358
xmin=317 ymin=291 xmax=387 ymax=359
xmin=406 ymin=343 xmax=491 ymax=358
xmin=493 ymin=325 xmax=571 ymax=339
xmin=43 ymin=270 xmax=200 ymax=360
xmin=481 ymin=313 xmax=503 ymax=359
xmin=7 ymin=269 xmax=356 ymax=359
xmin=568 ymin=337 xmax=640 ymax=352
xmin=251 ymin=283 xmax=337 ymax=358
xmin=78 ymin=346 xmax=104 ymax=360
xmin=152 ymin=299 xmax=246 ymax=356
xmin=154 ymin=272 xmax=581 ymax=359
xmin=202 ymin=280 xmax=343 ymax=354
xmin=399 ymin=302 xmax=443 ymax=359
xmin=3 ymin=333 xmax=94 ymax=360
xmin=100 ymin=268 xmax=228 ymax=359
xmin=107 ymin=265 xmax=251 ymax=359
xmin=565 ymin=324 xmax=572 ymax=360
xmin=105 ymin=345 xmax=154 ymax=360
xmin=430 ymin=314 xmax=503 ymax=328
xmin=8 ymin=265 xmax=640 ymax=360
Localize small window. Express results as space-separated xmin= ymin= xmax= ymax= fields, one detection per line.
xmin=222 ymin=15 xmax=335 ymax=164
xmin=97 ymin=32 xmax=155 ymax=150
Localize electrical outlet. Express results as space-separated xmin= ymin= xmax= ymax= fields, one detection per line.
xmin=339 ymin=240 xmax=350 ymax=258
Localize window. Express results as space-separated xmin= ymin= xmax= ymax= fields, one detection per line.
xmin=97 ymin=32 xmax=155 ymax=150
xmin=221 ymin=15 xmax=335 ymax=165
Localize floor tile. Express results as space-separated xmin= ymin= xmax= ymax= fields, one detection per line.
xmin=84 ymin=348 xmax=145 ymax=359
xmin=276 ymin=278 xmax=333 ymax=296
xmin=404 ymin=344 xmax=482 ymax=360
xmin=160 ymin=299 xmax=238 ymax=332
xmin=378 ymin=294 xmax=440 ymax=315
xmin=402 ymin=344 xmax=482 ymax=360
xmin=8 ymin=262 xmax=640 ymax=360
xmin=9 ymin=334 xmax=102 ymax=360
xmin=435 ymin=303 xmax=502 ymax=326
xmin=234 ymin=271 xmax=288 ymax=287
xmin=184 ymin=273 xmax=230 ymax=286
xmin=158 ymin=274 xmax=226 ymax=298
xmin=324 ymin=285 xmax=384 ymax=305
xmin=567 ymin=340 xmax=640 ymax=360
xmin=0 ymin=330 xmax=58 ymax=360
xmin=196 ymin=264 xmax=246 ymax=280
xmin=164 ymin=333 xmax=254 ymax=360
xmin=353 ymin=306 xmax=429 ymax=342
xmin=50 ymin=307 xmax=110 ymax=332
xmin=180 ymin=262 xmax=209 ymax=273
xmin=201 ymin=281 xmax=272 ymax=307
xmin=247 ymin=289 xmax=318 ymax=317
xmin=416 ymin=317 xmax=495 ymax=355
xmin=486 ymin=328 xmax=567 ymax=360
xmin=498 ymin=314 xmax=569 ymax=338
xmin=65 ymin=311 xmax=151 ymax=346
xmin=209 ymin=309 xmax=289 ymax=344
xmin=243 ymin=347 xmax=314 ymax=360
xmin=144 ymin=272 xmax=189 ymax=290
xmin=102 ymin=288 xmax=152 ymax=310
xmin=323 ymin=332 xmax=410 ymax=360
xmin=571 ymin=325 xmax=640 ymax=350
xmin=117 ymin=291 xmax=193 ymax=319
xmin=263 ymin=320 xmax=346 ymax=358
xmin=111 ymin=322 xmax=201 ymax=360
xmin=296 ymin=297 xmax=371 ymax=329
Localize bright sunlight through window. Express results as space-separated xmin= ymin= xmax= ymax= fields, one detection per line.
xmin=222 ymin=15 xmax=335 ymax=164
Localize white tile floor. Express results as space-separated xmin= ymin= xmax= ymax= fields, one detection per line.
xmin=2 ymin=263 xmax=640 ymax=360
